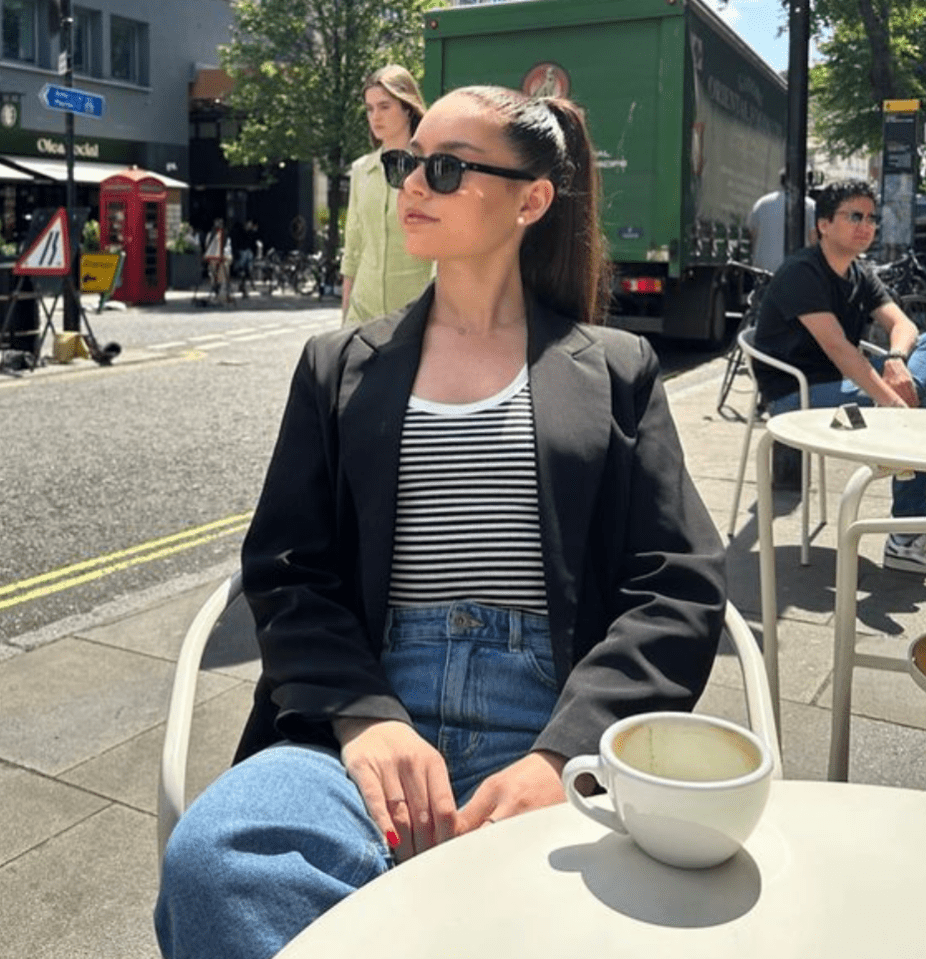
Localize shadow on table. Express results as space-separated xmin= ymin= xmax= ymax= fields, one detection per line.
xmin=548 ymin=832 xmax=761 ymax=927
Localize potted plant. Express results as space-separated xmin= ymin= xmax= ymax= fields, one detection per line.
xmin=167 ymin=222 xmax=203 ymax=290
xmin=82 ymin=219 xmax=101 ymax=252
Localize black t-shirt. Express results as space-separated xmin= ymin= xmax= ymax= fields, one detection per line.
xmin=753 ymin=245 xmax=892 ymax=401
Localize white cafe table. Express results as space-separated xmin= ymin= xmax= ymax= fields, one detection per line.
xmin=275 ymin=781 xmax=926 ymax=959
xmin=755 ymin=407 xmax=926 ymax=781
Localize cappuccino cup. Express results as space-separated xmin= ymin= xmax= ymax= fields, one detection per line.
xmin=562 ymin=712 xmax=773 ymax=869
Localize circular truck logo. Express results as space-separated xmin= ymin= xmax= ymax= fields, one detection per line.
xmin=522 ymin=63 xmax=570 ymax=99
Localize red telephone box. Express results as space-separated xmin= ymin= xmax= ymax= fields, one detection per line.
xmin=99 ymin=168 xmax=167 ymax=304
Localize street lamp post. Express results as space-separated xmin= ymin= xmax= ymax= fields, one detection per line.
xmin=785 ymin=0 xmax=810 ymax=258
xmin=61 ymin=0 xmax=79 ymax=331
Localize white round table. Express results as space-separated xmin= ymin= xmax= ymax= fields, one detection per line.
xmin=275 ymin=780 xmax=926 ymax=959
xmin=755 ymin=407 xmax=926 ymax=780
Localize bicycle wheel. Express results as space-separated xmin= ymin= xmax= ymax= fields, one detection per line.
xmin=716 ymin=343 xmax=743 ymax=412
xmin=291 ymin=257 xmax=318 ymax=296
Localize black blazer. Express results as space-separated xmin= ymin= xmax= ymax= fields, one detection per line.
xmin=235 ymin=287 xmax=725 ymax=763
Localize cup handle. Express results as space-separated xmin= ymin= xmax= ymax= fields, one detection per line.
xmin=562 ymin=755 xmax=627 ymax=834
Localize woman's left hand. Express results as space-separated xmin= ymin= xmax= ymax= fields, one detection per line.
xmin=454 ymin=750 xmax=567 ymax=835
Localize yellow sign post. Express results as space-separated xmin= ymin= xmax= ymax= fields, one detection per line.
xmin=79 ymin=252 xmax=122 ymax=293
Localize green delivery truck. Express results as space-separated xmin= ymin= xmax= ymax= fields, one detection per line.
xmin=422 ymin=0 xmax=788 ymax=343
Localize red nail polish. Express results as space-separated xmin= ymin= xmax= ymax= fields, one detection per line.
xmin=386 ymin=830 xmax=400 ymax=848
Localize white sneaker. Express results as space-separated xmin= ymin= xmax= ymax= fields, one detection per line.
xmin=883 ymin=534 xmax=926 ymax=574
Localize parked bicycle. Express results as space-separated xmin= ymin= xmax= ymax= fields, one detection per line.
xmin=866 ymin=248 xmax=926 ymax=348
xmin=715 ymin=261 xmax=773 ymax=413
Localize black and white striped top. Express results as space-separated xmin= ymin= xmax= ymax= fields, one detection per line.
xmin=388 ymin=367 xmax=548 ymax=613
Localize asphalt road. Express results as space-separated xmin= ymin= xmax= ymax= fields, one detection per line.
xmin=0 ymin=292 xmax=723 ymax=648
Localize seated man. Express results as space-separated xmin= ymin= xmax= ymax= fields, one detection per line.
xmin=754 ymin=179 xmax=926 ymax=573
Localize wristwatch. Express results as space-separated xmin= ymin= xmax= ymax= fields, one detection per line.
xmin=885 ymin=349 xmax=909 ymax=363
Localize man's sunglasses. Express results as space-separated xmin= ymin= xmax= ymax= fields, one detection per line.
xmin=836 ymin=210 xmax=880 ymax=227
xmin=381 ymin=149 xmax=535 ymax=194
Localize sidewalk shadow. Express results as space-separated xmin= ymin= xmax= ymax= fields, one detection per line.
xmin=727 ymin=501 xmax=919 ymax=640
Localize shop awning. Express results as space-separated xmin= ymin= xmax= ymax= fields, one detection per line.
xmin=0 ymin=155 xmax=188 ymax=189
xmin=0 ymin=156 xmax=38 ymax=180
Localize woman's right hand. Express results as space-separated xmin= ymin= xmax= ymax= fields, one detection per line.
xmin=332 ymin=717 xmax=457 ymax=863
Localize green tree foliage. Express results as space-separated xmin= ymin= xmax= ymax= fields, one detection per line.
xmin=810 ymin=0 xmax=926 ymax=155
xmin=221 ymin=0 xmax=442 ymax=272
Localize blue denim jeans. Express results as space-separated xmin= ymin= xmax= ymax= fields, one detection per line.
xmin=768 ymin=332 xmax=926 ymax=519
xmin=155 ymin=602 xmax=558 ymax=959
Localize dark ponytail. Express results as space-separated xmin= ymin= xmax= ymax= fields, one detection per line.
xmin=456 ymin=86 xmax=610 ymax=325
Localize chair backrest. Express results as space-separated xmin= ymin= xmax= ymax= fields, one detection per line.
xmin=722 ymin=601 xmax=783 ymax=779
xmin=158 ymin=571 xmax=243 ymax=867
xmin=738 ymin=326 xmax=812 ymax=409
xmin=740 ymin=327 xmax=887 ymax=401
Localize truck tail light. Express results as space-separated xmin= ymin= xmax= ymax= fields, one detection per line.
xmin=620 ymin=277 xmax=663 ymax=294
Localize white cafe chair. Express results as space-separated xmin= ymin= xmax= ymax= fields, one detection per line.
xmin=157 ymin=575 xmax=782 ymax=867
xmin=158 ymin=569 xmax=244 ymax=868
xmin=727 ymin=327 xmax=886 ymax=565
xmin=727 ymin=327 xmax=827 ymax=565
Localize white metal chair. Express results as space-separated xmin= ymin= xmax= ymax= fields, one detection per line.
xmin=158 ymin=569 xmax=244 ymax=867
xmin=157 ymin=577 xmax=782 ymax=866
xmin=727 ymin=327 xmax=827 ymax=565
xmin=727 ymin=328 xmax=887 ymax=565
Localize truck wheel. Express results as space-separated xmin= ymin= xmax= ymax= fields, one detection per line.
xmin=708 ymin=287 xmax=728 ymax=347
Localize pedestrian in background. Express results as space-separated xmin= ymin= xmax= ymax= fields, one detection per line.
xmin=156 ymin=84 xmax=725 ymax=958
xmin=340 ymin=64 xmax=433 ymax=325
xmin=203 ymin=217 xmax=232 ymax=305
xmin=748 ymin=169 xmax=817 ymax=274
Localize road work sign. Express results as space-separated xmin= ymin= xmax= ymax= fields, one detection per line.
xmin=14 ymin=207 xmax=71 ymax=276
xmin=80 ymin=252 xmax=122 ymax=293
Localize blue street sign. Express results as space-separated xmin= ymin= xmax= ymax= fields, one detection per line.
xmin=39 ymin=83 xmax=106 ymax=119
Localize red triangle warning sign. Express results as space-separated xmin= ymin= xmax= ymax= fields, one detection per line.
xmin=14 ymin=207 xmax=72 ymax=276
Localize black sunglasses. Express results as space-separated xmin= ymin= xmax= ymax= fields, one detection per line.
xmin=836 ymin=210 xmax=880 ymax=227
xmin=381 ymin=149 xmax=535 ymax=194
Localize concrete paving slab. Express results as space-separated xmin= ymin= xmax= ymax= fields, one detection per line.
xmin=60 ymin=681 xmax=255 ymax=815
xmin=0 ymin=764 xmax=107 ymax=866
xmin=0 ymin=637 xmax=237 ymax=775
xmin=813 ymin=632 xmax=926 ymax=729
xmin=0 ymin=804 xmax=161 ymax=959
xmin=755 ymin=617 xmax=836 ymax=706
xmin=780 ymin=697 xmax=926 ymax=788
xmin=75 ymin=581 xmax=221 ymax=661
xmin=698 ymin=685 xmax=926 ymax=787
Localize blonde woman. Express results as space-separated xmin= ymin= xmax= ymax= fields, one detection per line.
xmin=340 ymin=64 xmax=433 ymax=325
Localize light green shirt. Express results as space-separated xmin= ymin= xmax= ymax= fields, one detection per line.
xmin=341 ymin=149 xmax=433 ymax=326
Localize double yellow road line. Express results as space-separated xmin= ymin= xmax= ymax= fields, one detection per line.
xmin=0 ymin=512 xmax=252 ymax=612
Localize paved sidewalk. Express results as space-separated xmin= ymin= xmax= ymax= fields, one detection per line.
xmin=1 ymin=349 xmax=924 ymax=958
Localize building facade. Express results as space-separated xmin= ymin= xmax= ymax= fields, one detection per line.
xmin=0 ymin=0 xmax=313 ymax=256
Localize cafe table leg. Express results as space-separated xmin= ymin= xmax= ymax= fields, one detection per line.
xmin=756 ymin=431 xmax=782 ymax=738
xmin=828 ymin=466 xmax=875 ymax=782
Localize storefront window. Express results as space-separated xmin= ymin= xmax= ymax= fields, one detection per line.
xmin=2 ymin=0 xmax=36 ymax=62
xmin=110 ymin=15 xmax=149 ymax=85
